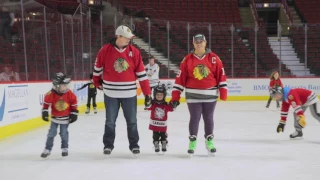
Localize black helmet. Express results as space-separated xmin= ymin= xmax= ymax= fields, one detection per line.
xmin=153 ymin=83 xmax=167 ymax=101
xmin=269 ymin=85 xmax=283 ymax=97
xmin=52 ymin=72 xmax=71 ymax=86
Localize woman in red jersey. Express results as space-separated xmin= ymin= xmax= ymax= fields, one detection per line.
xmin=170 ymin=34 xmax=227 ymax=155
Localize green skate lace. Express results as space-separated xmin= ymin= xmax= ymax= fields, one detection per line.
xmin=189 ymin=140 xmax=197 ymax=150
xmin=206 ymin=139 xmax=215 ymax=150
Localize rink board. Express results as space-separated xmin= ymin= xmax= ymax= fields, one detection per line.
xmin=0 ymin=78 xmax=319 ymax=139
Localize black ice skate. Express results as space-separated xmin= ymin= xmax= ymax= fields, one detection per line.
xmin=131 ymin=148 xmax=140 ymax=158
xmin=94 ymin=108 xmax=97 ymax=114
xmin=103 ymin=148 xmax=112 ymax=155
xmin=161 ymin=141 xmax=167 ymax=152
xmin=290 ymin=130 xmax=303 ymax=139
xmin=153 ymin=141 xmax=160 ymax=153
xmin=41 ymin=149 xmax=50 ymax=158
xmin=62 ymin=148 xmax=68 ymax=157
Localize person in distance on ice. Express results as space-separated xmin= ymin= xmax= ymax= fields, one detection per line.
xmin=145 ymin=83 xmax=175 ymax=153
xmin=170 ymin=34 xmax=227 ymax=155
xmin=266 ymin=71 xmax=283 ymax=108
xmin=77 ymin=73 xmax=97 ymax=114
xmin=270 ymin=86 xmax=320 ymax=139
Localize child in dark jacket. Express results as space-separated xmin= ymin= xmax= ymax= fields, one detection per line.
xmin=77 ymin=73 xmax=97 ymax=114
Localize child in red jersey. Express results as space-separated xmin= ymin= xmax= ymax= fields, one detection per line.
xmin=145 ymin=83 xmax=175 ymax=153
xmin=270 ymin=86 xmax=320 ymax=139
xmin=41 ymin=72 xmax=78 ymax=158
xmin=266 ymin=71 xmax=283 ymax=108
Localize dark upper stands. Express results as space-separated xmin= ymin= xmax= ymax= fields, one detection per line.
xmin=289 ymin=0 xmax=320 ymax=75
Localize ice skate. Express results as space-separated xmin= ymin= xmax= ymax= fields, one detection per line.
xmin=290 ymin=130 xmax=303 ymax=139
xmin=131 ymin=148 xmax=140 ymax=158
xmin=85 ymin=107 xmax=90 ymax=114
xmin=153 ymin=141 xmax=160 ymax=153
xmin=205 ymin=135 xmax=216 ymax=156
xmin=103 ymin=148 xmax=112 ymax=157
xmin=94 ymin=107 xmax=97 ymax=114
xmin=188 ymin=135 xmax=197 ymax=157
xmin=62 ymin=148 xmax=68 ymax=157
xmin=161 ymin=140 xmax=167 ymax=153
xmin=40 ymin=149 xmax=50 ymax=158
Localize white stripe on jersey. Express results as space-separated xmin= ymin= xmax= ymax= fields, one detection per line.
xmin=102 ymin=80 xmax=137 ymax=98
xmin=185 ymin=88 xmax=218 ymax=96
xmin=52 ymin=116 xmax=70 ymax=124
xmin=186 ymin=99 xmax=218 ymax=103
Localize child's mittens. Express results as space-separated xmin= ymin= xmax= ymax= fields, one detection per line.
xmin=69 ymin=110 xmax=79 ymax=124
xmin=170 ymin=101 xmax=180 ymax=108
xmin=42 ymin=109 xmax=49 ymax=121
xmin=276 ymin=120 xmax=286 ymax=133
xmin=297 ymin=115 xmax=306 ymax=128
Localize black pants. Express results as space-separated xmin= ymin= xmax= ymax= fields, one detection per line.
xmin=153 ymin=131 xmax=167 ymax=142
xmin=266 ymin=96 xmax=279 ymax=107
xmin=87 ymin=95 xmax=96 ymax=108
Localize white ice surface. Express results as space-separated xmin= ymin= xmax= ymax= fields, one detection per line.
xmin=1 ymin=101 xmax=320 ymax=180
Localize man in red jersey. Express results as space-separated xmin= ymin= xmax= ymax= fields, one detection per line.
xmin=92 ymin=25 xmax=152 ymax=156
xmin=270 ymin=86 xmax=320 ymax=139
xmin=41 ymin=72 xmax=78 ymax=158
xmin=170 ymin=34 xmax=227 ymax=155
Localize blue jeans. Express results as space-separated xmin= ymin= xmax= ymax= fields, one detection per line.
xmin=103 ymin=95 xmax=139 ymax=150
xmin=45 ymin=121 xmax=69 ymax=151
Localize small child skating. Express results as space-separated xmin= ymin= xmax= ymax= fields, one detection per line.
xmin=266 ymin=71 xmax=283 ymax=108
xmin=270 ymin=86 xmax=320 ymax=139
xmin=41 ymin=72 xmax=78 ymax=158
xmin=145 ymin=83 xmax=174 ymax=153
xmin=77 ymin=73 xmax=97 ymax=114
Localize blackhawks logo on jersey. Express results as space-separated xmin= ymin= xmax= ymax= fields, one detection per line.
xmin=54 ymin=99 xmax=69 ymax=111
xmin=114 ymin=58 xmax=129 ymax=73
xmin=193 ymin=64 xmax=210 ymax=80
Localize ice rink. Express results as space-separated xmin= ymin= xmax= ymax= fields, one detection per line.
xmin=1 ymin=101 xmax=320 ymax=180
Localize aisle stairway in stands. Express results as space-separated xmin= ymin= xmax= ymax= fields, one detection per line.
xmin=268 ymin=37 xmax=313 ymax=76
xmin=132 ymin=38 xmax=179 ymax=73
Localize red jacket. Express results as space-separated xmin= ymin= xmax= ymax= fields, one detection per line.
xmin=146 ymin=102 xmax=174 ymax=132
xmin=171 ymin=50 xmax=227 ymax=103
xmin=280 ymin=87 xmax=318 ymax=121
xmin=270 ymin=79 xmax=283 ymax=88
xmin=42 ymin=89 xmax=78 ymax=124
xmin=93 ymin=40 xmax=151 ymax=98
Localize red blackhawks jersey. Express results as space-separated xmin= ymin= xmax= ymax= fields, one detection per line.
xmin=146 ymin=103 xmax=174 ymax=132
xmin=281 ymin=87 xmax=318 ymax=121
xmin=270 ymin=79 xmax=283 ymax=88
xmin=43 ymin=89 xmax=78 ymax=124
xmin=93 ymin=40 xmax=151 ymax=98
xmin=172 ymin=49 xmax=227 ymax=103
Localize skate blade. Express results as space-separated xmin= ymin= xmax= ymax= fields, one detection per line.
xmin=132 ymin=154 xmax=140 ymax=158
xmin=290 ymin=137 xmax=303 ymax=140
xmin=207 ymin=151 xmax=216 ymax=157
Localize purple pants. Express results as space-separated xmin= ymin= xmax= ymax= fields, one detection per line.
xmin=187 ymin=101 xmax=217 ymax=137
